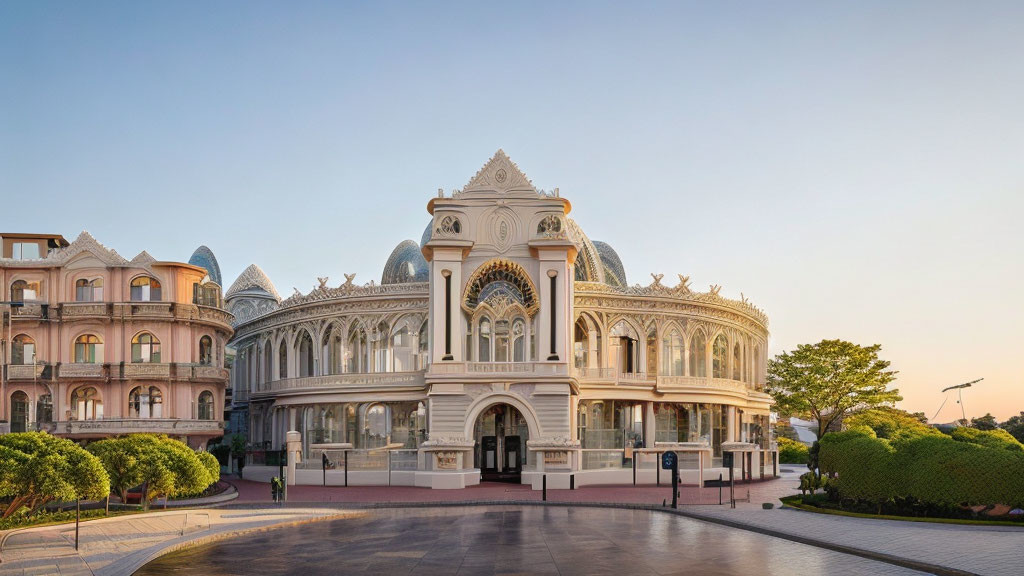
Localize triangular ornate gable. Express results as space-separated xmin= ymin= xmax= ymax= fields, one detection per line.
xmin=53 ymin=231 xmax=129 ymax=266
xmin=460 ymin=149 xmax=537 ymax=194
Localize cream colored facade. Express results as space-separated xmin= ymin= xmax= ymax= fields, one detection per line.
xmin=0 ymin=232 xmax=233 ymax=447
xmin=228 ymin=151 xmax=773 ymax=488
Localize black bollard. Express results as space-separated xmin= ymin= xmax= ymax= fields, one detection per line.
xmin=570 ymin=474 xmax=575 ymax=490
xmin=542 ymin=475 xmax=547 ymax=501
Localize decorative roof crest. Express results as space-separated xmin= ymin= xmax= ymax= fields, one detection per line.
xmin=459 ymin=149 xmax=537 ymax=195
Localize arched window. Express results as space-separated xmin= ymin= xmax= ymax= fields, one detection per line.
xmin=263 ymin=340 xmax=272 ymax=385
xmin=10 ymin=280 xmax=39 ymax=302
xmin=417 ymin=320 xmax=429 ymax=369
xmin=512 ymin=318 xmax=526 ymax=362
xmin=373 ymin=321 xmax=389 ymax=372
xmin=662 ymin=330 xmax=684 ymax=376
xmin=10 ymin=391 xmax=29 ymax=433
xmin=733 ymin=342 xmax=742 ymax=381
xmin=362 ymin=404 xmax=389 ymax=448
xmin=689 ymin=332 xmax=706 ymax=377
xmin=391 ymin=325 xmax=413 ymax=372
xmin=322 ymin=326 xmax=342 ymax=376
xmin=129 ymin=276 xmax=161 ymax=302
xmin=278 ymin=339 xmax=288 ymax=379
xmin=71 ymin=386 xmax=102 ymax=420
xmin=36 ymin=394 xmax=52 ymax=424
xmin=75 ymin=278 xmax=103 ymax=302
xmin=610 ymin=321 xmax=640 ymax=374
xmin=198 ymin=336 xmax=213 ymax=365
xmin=129 ymin=386 xmax=164 ymax=418
xmin=297 ymin=331 xmax=314 ymax=377
xmin=752 ymin=345 xmax=761 ymax=388
xmin=12 ymin=334 xmax=35 ymax=365
xmin=347 ymin=325 xmax=367 ymax=373
xmin=477 ymin=317 xmax=491 ymax=362
xmin=197 ymin=391 xmax=215 ymax=420
xmin=573 ymin=317 xmax=589 ymax=369
xmin=646 ymin=325 xmax=658 ymax=376
xmin=712 ymin=334 xmax=728 ymax=379
xmin=74 ymin=334 xmax=103 ymax=363
xmin=131 ymin=332 xmax=161 ymax=363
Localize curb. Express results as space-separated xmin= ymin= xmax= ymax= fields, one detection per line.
xmin=100 ymin=510 xmax=364 ymax=576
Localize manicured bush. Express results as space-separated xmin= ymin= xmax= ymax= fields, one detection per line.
xmin=948 ymin=427 xmax=1024 ymax=452
xmin=819 ymin=427 xmax=1024 ymax=510
xmin=777 ymin=437 xmax=810 ymax=464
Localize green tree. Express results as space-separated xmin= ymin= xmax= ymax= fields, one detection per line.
xmin=230 ymin=434 xmax=247 ymax=475
xmin=767 ymin=339 xmax=901 ymax=441
xmin=970 ymin=413 xmax=999 ymax=431
xmin=0 ymin=432 xmax=109 ymax=519
xmin=87 ymin=434 xmax=217 ymax=510
xmin=1002 ymin=412 xmax=1024 ymax=443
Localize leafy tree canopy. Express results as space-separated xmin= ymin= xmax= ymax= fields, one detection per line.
xmin=0 ymin=432 xmax=109 ymax=519
xmin=87 ymin=434 xmax=217 ymax=509
xmin=970 ymin=413 xmax=999 ymax=431
xmin=767 ymin=339 xmax=901 ymax=439
xmin=1002 ymin=412 xmax=1024 ymax=444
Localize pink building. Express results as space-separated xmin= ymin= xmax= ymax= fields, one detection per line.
xmin=0 ymin=231 xmax=233 ymax=448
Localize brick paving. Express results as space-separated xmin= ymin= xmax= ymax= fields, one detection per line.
xmin=3 ymin=467 xmax=1021 ymax=576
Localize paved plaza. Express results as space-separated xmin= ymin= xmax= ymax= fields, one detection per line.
xmin=1 ymin=471 xmax=1021 ymax=576
xmin=135 ymin=506 xmax=928 ymax=576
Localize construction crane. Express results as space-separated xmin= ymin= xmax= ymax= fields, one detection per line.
xmin=933 ymin=378 xmax=983 ymax=425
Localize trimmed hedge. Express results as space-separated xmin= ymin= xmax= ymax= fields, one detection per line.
xmin=819 ymin=427 xmax=1024 ymax=508
xmin=777 ymin=436 xmax=810 ymax=465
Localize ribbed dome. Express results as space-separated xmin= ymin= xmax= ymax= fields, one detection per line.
xmin=382 ymin=240 xmax=429 ymax=284
xmin=420 ymin=221 xmax=433 ymax=247
xmin=592 ymin=241 xmax=627 ymax=288
xmin=188 ymin=245 xmax=222 ymax=286
xmin=225 ymin=264 xmax=281 ymax=301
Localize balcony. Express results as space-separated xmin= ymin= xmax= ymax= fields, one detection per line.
xmin=118 ymin=302 xmax=175 ymax=319
xmin=7 ymin=364 xmax=47 ymax=380
xmin=196 ymin=305 xmax=233 ymax=326
xmin=191 ymin=365 xmax=229 ymax=380
xmin=58 ymin=363 xmax=108 ymax=378
xmin=57 ymin=418 xmax=225 ymax=437
xmin=262 ymin=371 xmax=426 ymax=394
xmin=59 ymin=302 xmax=112 ymax=319
xmin=429 ymin=362 xmax=570 ymax=378
xmin=123 ymin=363 xmax=171 ymax=378
xmin=10 ymin=304 xmax=45 ymax=319
xmin=655 ymin=375 xmax=751 ymax=395
xmin=572 ymin=368 xmax=655 ymax=387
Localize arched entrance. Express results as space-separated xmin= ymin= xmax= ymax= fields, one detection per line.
xmin=473 ymin=403 xmax=530 ymax=482
xmin=10 ymin=391 xmax=29 ymax=433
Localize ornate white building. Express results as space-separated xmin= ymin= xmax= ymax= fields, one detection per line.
xmin=227 ymin=151 xmax=773 ymax=488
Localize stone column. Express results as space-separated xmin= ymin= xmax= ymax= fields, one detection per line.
xmin=726 ymin=406 xmax=737 ymax=442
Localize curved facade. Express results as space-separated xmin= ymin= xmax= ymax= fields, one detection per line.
xmin=228 ymin=150 xmax=773 ymax=488
xmin=0 ymin=232 xmax=233 ymax=447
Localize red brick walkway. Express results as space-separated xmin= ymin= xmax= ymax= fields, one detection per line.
xmin=229 ymin=472 xmax=799 ymax=509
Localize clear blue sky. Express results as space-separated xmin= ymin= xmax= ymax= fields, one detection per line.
xmin=2 ymin=1 xmax=1022 ymax=420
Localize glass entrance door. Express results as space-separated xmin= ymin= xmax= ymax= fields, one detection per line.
xmin=474 ymin=403 xmax=529 ymax=482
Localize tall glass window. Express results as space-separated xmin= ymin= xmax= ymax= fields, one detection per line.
xmin=297 ymin=331 xmax=314 ymax=377
xmin=131 ymin=332 xmax=161 ymax=363
xmin=662 ymin=330 xmax=684 ymax=376
xmin=12 ymin=334 xmax=35 ymax=365
xmin=10 ymin=280 xmax=39 ymax=302
xmin=11 ymin=242 xmax=40 ymax=260
xmin=74 ymin=335 xmax=103 ymax=363
xmin=712 ymin=334 xmax=728 ymax=378
xmin=71 ymin=387 xmax=102 ymax=420
xmin=733 ymin=342 xmax=742 ymax=381
xmin=198 ymin=391 xmax=215 ymax=420
xmin=75 ymin=278 xmax=103 ymax=302
xmin=129 ymin=277 xmax=161 ymax=301
xmin=278 ymin=339 xmax=288 ymax=379
xmin=477 ymin=317 xmax=491 ymax=362
xmin=688 ymin=332 xmax=706 ymax=377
